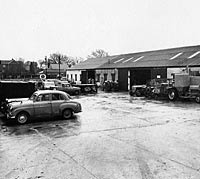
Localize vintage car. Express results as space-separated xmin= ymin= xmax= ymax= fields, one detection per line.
xmin=6 ymin=90 xmax=82 ymax=124
xmin=43 ymin=81 xmax=57 ymax=90
xmin=55 ymin=81 xmax=81 ymax=95
xmin=35 ymin=80 xmax=57 ymax=90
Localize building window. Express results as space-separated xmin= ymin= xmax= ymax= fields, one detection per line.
xmin=71 ymin=74 xmax=73 ymax=80
xmin=104 ymin=73 xmax=107 ymax=81
xmin=75 ymin=74 xmax=77 ymax=81
xmin=67 ymin=74 xmax=69 ymax=79
xmin=111 ymin=73 xmax=115 ymax=81
xmin=80 ymin=74 xmax=82 ymax=81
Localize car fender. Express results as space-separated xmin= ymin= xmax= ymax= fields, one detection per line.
xmin=12 ymin=107 xmax=33 ymax=118
xmin=59 ymin=102 xmax=77 ymax=112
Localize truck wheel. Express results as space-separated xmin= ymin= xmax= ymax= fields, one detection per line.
xmin=62 ymin=109 xmax=72 ymax=119
xmin=195 ymin=96 xmax=200 ymax=103
xmin=74 ymin=90 xmax=80 ymax=95
xmin=84 ymin=87 xmax=91 ymax=92
xmin=135 ymin=90 xmax=141 ymax=97
xmin=168 ymin=89 xmax=178 ymax=101
xmin=129 ymin=91 xmax=133 ymax=96
xmin=144 ymin=87 xmax=152 ymax=98
xmin=16 ymin=112 xmax=29 ymax=124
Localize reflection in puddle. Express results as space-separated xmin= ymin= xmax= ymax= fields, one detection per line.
xmin=1 ymin=116 xmax=81 ymax=139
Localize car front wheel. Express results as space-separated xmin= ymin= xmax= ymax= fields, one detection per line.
xmin=62 ymin=109 xmax=72 ymax=119
xmin=16 ymin=112 xmax=29 ymax=124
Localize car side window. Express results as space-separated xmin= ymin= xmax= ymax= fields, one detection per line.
xmin=52 ymin=93 xmax=67 ymax=100
xmin=36 ymin=94 xmax=50 ymax=101
xmin=59 ymin=94 xmax=66 ymax=100
xmin=52 ymin=94 xmax=59 ymax=100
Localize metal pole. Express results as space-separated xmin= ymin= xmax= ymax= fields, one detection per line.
xmin=58 ymin=55 xmax=61 ymax=79
xmin=45 ymin=56 xmax=47 ymax=78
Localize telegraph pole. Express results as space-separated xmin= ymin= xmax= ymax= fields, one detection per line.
xmin=45 ymin=56 xmax=48 ymax=78
xmin=58 ymin=55 xmax=61 ymax=80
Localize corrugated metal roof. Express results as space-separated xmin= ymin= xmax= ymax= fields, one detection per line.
xmin=71 ymin=45 xmax=200 ymax=70
xmin=0 ymin=60 xmax=14 ymax=65
xmin=100 ymin=45 xmax=200 ymax=69
xmin=69 ymin=56 xmax=114 ymax=70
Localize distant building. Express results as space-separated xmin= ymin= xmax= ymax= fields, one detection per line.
xmin=0 ymin=59 xmax=39 ymax=79
xmin=0 ymin=59 xmax=24 ymax=79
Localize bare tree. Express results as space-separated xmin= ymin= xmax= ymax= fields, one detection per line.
xmin=38 ymin=59 xmax=46 ymax=68
xmin=87 ymin=49 xmax=109 ymax=59
xmin=37 ymin=53 xmax=84 ymax=69
xmin=49 ymin=53 xmax=77 ymax=66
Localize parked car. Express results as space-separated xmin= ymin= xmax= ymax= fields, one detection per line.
xmin=35 ymin=80 xmax=57 ymax=90
xmin=6 ymin=90 xmax=82 ymax=124
xmin=43 ymin=81 xmax=57 ymax=90
xmin=55 ymin=81 xmax=81 ymax=95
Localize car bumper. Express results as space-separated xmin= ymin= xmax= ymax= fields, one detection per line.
xmin=6 ymin=112 xmax=16 ymax=119
xmin=74 ymin=104 xmax=82 ymax=113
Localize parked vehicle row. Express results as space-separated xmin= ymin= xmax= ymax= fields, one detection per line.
xmin=35 ymin=78 xmax=98 ymax=95
xmin=129 ymin=73 xmax=200 ymax=103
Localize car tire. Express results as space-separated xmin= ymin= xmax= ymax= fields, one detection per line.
xmin=129 ymin=91 xmax=133 ymax=96
xmin=74 ymin=90 xmax=80 ymax=95
xmin=168 ymin=89 xmax=178 ymax=101
xmin=16 ymin=112 xmax=29 ymax=124
xmin=62 ymin=109 xmax=72 ymax=119
xmin=84 ymin=87 xmax=91 ymax=92
xmin=195 ymin=96 xmax=200 ymax=103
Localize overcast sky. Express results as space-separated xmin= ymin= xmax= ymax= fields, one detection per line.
xmin=0 ymin=0 xmax=200 ymax=61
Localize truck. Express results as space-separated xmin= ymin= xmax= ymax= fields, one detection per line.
xmin=150 ymin=73 xmax=200 ymax=103
xmin=0 ymin=81 xmax=36 ymax=114
xmin=167 ymin=73 xmax=200 ymax=103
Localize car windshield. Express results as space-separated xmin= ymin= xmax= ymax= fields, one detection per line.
xmin=44 ymin=82 xmax=55 ymax=86
xmin=62 ymin=83 xmax=70 ymax=87
xmin=29 ymin=93 xmax=38 ymax=101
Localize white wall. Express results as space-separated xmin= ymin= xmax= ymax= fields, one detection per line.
xmin=167 ymin=67 xmax=200 ymax=78
xmin=96 ymin=69 xmax=118 ymax=84
xmin=66 ymin=70 xmax=81 ymax=84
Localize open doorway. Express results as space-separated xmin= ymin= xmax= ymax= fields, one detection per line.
xmin=81 ymin=70 xmax=95 ymax=84
xmin=130 ymin=69 xmax=151 ymax=86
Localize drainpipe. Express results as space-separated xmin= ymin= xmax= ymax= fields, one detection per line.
xmin=128 ymin=70 xmax=130 ymax=91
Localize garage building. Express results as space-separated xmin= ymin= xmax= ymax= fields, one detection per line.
xmin=67 ymin=45 xmax=200 ymax=91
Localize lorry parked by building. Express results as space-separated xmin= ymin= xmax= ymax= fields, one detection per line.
xmin=0 ymin=81 xmax=36 ymax=114
xmin=129 ymin=73 xmax=200 ymax=103
xmin=145 ymin=74 xmax=200 ymax=103
xmin=167 ymin=73 xmax=200 ymax=103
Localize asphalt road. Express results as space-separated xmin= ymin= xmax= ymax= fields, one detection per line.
xmin=0 ymin=92 xmax=200 ymax=179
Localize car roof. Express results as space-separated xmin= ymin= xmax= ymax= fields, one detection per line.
xmin=34 ymin=90 xmax=67 ymax=95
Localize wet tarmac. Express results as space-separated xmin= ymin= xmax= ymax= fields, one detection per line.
xmin=0 ymin=91 xmax=200 ymax=179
